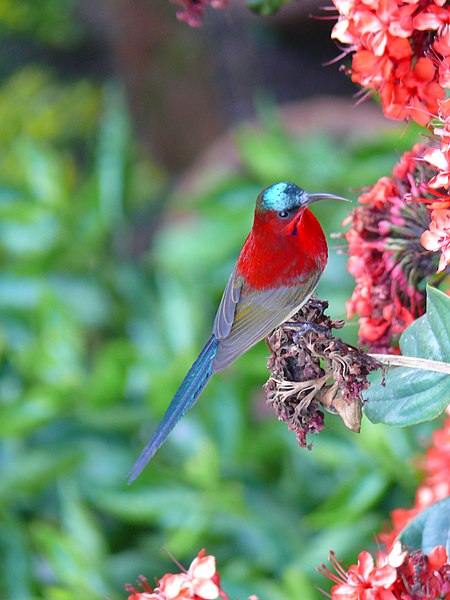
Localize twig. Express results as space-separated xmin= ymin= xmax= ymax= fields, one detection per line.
xmin=369 ymin=354 xmax=450 ymax=375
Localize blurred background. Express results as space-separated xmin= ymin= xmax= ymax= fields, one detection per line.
xmin=0 ymin=1 xmax=436 ymax=598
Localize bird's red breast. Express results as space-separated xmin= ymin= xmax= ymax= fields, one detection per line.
xmin=235 ymin=208 xmax=328 ymax=291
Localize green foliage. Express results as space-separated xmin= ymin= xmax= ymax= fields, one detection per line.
xmin=246 ymin=0 xmax=293 ymax=16
xmin=0 ymin=0 xmax=79 ymax=46
xmin=364 ymin=286 xmax=450 ymax=426
xmin=234 ymin=106 xmax=421 ymax=193
xmin=0 ymin=67 xmax=101 ymax=189
xmin=398 ymin=497 xmax=450 ymax=556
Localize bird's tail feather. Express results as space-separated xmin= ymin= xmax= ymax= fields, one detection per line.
xmin=127 ymin=335 xmax=219 ymax=483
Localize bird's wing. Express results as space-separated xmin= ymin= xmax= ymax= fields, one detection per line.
xmin=212 ymin=270 xmax=320 ymax=372
xmin=213 ymin=269 xmax=244 ymax=339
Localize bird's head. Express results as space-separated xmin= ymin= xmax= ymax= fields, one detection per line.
xmin=255 ymin=181 xmax=348 ymax=236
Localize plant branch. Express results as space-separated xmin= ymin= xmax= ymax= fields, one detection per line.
xmin=369 ymin=354 xmax=450 ymax=375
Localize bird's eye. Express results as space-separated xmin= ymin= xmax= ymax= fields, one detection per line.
xmin=278 ymin=210 xmax=290 ymax=219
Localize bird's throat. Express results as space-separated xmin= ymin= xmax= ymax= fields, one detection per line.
xmin=236 ymin=209 xmax=328 ymax=291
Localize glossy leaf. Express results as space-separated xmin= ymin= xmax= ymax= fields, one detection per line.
xmin=364 ymin=286 xmax=450 ymax=426
xmin=398 ymin=497 xmax=450 ymax=556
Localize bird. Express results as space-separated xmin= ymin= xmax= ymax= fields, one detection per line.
xmin=128 ymin=181 xmax=348 ymax=482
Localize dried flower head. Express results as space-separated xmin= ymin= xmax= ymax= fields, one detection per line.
xmin=265 ymin=297 xmax=381 ymax=448
xmin=395 ymin=546 xmax=450 ymax=599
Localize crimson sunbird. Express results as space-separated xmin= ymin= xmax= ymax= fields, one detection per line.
xmin=128 ymin=181 xmax=348 ymax=482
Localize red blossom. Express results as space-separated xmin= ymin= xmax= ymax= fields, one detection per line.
xmin=126 ymin=550 xmax=230 ymax=600
xmin=318 ymin=547 xmax=397 ymax=600
xmin=414 ymin=98 xmax=450 ymax=272
xmin=331 ymin=0 xmax=450 ymax=126
xmin=320 ymin=543 xmax=450 ymax=599
xmin=421 ymin=208 xmax=450 ymax=272
xmin=344 ymin=144 xmax=440 ymax=352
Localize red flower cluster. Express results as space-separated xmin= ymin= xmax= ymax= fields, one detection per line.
xmin=172 ymin=0 xmax=227 ymax=26
xmin=344 ymin=144 xmax=440 ymax=352
xmin=380 ymin=414 xmax=450 ymax=550
xmin=331 ymin=0 xmax=449 ymax=125
xmin=419 ymin=98 xmax=450 ymax=272
xmin=320 ymin=542 xmax=450 ymax=599
xmin=126 ymin=550 xmax=230 ymax=600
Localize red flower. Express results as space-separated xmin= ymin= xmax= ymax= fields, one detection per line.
xmin=383 ymin=57 xmax=445 ymax=126
xmin=331 ymin=0 xmax=449 ymax=126
xmin=319 ymin=542 xmax=404 ymax=599
xmin=415 ymin=98 xmax=450 ymax=272
xmin=421 ymin=208 xmax=450 ymax=272
xmin=126 ymin=550 xmax=230 ymax=600
xmin=394 ymin=547 xmax=450 ymax=599
xmin=423 ymin=147 xmax=450 ymax=190
xmin=344 ymin=144 xmax=440 ymax=352
xmin=320 ymin=543 xmax=450 ymax=599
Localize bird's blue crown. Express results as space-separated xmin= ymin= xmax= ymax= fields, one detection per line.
xmin=258 ymin=182 xmax=306 ymax=212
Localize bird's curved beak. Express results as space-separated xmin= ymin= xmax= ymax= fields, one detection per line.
xmin=301 ymin=192 xmax=351 ymax=207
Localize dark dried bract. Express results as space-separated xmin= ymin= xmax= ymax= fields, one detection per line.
xmin=265 ymin=296 xmax=382 ymax=448
xmin=397 ymin=550 xmax=450 ymax=598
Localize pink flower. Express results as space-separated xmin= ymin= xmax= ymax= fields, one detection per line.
xmin=126 ymin=550 xmax=229 ymax=600
xmin=420 ymin=208 xmax=450 ymax=272
xmin=320 ymin=543 xmax=450 ymax=599
xmin=423 ymin=147 xmax=450 ymax=189
xmin=319 ymin=542 xmax=405 ymax=599
xmin=409 ymin=97 xmax=450 ymax=272
xmin=158 ymin=552 xmax=220 ymax=600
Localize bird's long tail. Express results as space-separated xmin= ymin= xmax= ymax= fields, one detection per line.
xmin=127 ymin=335 xmax=219 ymax=483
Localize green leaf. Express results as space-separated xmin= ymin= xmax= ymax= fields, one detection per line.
xmin=246 ymin=0 xmax=292 ymax=16
xmin=90 ymin=482 xmax=243 ymax=527
xmin=0 ymin=449 xmax=80 ymax=501
xmin=281 ymin=568 xmax=317 ymax=600
xmin=97 ymin=85 xmax=129 ymax=227
xmin=0 ymin=391 xmax=62 ymax=437
xmin=398 ymin=497 xmax=450 ymax=555
xmin=0 ymin=516 xmax=32 ymax=600
xmin=59 ymin=479 xmax=107 ymax=570
xmin=306 ymin=471 xmax=387 ymax=528
xmin=31 ymin=522 xmax=110 ymax=599
xmin=84 ymin=339 xmax=136 ymax=408
xmin=364 ymin=286 xmax=450 ymax=426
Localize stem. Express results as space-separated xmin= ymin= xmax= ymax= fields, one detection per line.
xmin=369 ymin=354 xmax=450 ymax=375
